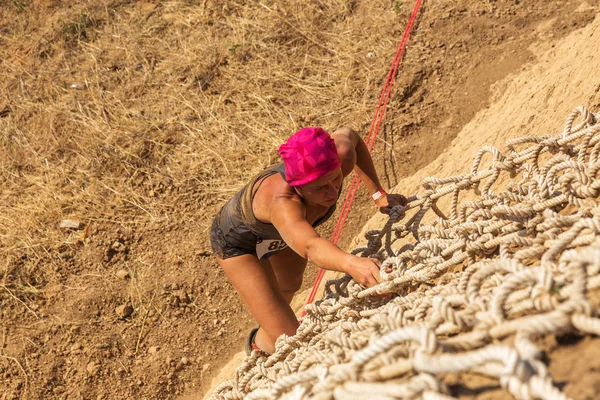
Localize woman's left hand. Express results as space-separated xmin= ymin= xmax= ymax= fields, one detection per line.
xmin=375 ymin=193 xmax=408 ymax=217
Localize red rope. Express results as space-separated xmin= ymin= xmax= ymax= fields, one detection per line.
xmin=303 ymin=0 xmax=423 ymax=314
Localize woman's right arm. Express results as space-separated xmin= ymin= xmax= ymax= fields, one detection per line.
xmin=270 ymin=196 xmax=382 ymax=287
xmin=305 ymin=236 xmax=383 ymax=287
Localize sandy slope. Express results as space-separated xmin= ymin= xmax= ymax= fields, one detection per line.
xmin=202 ymin=11 xmax=600 ymax=400
xmin=357 ymin=12 xmax=600 ymax=244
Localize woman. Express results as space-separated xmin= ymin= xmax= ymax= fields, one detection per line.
xmin=210 ymin=127 xmax=407 ymax=354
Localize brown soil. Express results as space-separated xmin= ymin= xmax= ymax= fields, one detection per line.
xmin=1 ymin=1 xmax=598 ymax=399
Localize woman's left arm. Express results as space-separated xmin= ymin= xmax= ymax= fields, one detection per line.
xmin=332 ymin=127 xmax=408 ymax=214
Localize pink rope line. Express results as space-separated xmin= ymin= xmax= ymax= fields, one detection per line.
xmin=303 ymin=0 xmax=424 ymax=315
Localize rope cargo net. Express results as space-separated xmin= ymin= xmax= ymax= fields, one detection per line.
xmin=210 ymin=106 xmax=600 ymax=400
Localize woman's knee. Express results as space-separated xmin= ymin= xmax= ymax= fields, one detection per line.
xmin=267 ymin=249 xmax=306 ymax=293
xmin=280 ymin=274 xmax=304 ymax=295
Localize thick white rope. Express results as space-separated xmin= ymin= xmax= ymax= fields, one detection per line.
xmin=210 ymin=106 xmax=600 ymax=400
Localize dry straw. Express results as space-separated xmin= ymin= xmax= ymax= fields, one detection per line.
xmin=0 ymin=1 xmax=405 ymax=307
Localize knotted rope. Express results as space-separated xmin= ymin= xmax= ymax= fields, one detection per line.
xmin=210 ymin=106 xmax=600 ymax=400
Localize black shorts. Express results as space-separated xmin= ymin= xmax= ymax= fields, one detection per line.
xmin=209 ymin=212 xmax=289 ymax=260
xmin=209 ymin=212 xmax=256 ymax=259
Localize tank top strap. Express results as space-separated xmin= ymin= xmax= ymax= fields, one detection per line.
xmin=249 ymin=163 xmax=287 ymax=201
xmin=240 ymin=163 xmax=287 ymax=227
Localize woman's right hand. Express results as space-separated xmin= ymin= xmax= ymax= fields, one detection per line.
xmin=342 ymin=255 xmax=383 ymax=288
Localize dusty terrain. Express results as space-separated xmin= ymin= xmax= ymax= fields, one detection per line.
xmin=1 ymin=0 xmax=599 ymax=399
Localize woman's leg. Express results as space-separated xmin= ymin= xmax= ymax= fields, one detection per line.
xmin=263 ymin=247 xmax=307 ymax=304
xmin=217 ymin=254 xmax=299 ymax=354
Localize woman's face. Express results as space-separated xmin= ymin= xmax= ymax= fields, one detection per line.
xmin=296 ymin=168 xmax=343 ymax=207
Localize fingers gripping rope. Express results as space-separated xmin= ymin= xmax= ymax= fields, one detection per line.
xmin=210 ymin=107 xmax=600 ymax=399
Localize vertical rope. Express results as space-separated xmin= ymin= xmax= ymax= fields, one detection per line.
xmin=303 ymin=0 xmax=424 ymax=312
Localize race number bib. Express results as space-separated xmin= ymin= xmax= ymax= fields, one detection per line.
xmin=256 ymin=238 xmax=288 ymax=259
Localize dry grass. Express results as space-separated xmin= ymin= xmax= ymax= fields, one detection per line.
xmin=0 ymin=0 xmax=411 ymax=313
xmin=1 ymin=4 xmax=418 ymax=397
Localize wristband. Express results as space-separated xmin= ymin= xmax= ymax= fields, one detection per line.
xmin=371 ymin=189 xmax=386 ymax=202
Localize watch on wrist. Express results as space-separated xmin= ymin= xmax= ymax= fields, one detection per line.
xmin=371 ymin=189 xmax=387 ymax=202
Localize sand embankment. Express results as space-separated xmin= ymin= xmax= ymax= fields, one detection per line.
xmin=358 ymin=13 xmax=600 ymax=239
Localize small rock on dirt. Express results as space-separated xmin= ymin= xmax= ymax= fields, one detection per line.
xmin=116 ymin=270 xmax=130 ymax=280
xmin=111 ymin=241 xmax=127 ymax=252
xmin=69 ymin=325 xmax=81 ymax=334
xmin=148 ymin=346 xmax=160 ymax=355
xmin=87 ymin=361 xmax=100 ymax=375
xmin=115 ymin=304 xmax=134 ymax=319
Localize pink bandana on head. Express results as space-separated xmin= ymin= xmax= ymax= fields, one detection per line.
xmin=278 ymin=127 xmax=342 ymax=187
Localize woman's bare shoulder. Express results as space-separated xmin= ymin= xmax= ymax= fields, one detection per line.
xmin=253 ymin=173 xmax=304 ymax=222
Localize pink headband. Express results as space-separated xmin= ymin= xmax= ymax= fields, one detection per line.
xmin=278 ymin=127 xmax=342 ymax=187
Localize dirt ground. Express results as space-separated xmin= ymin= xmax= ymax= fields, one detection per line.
xmin=1 ymin=0 xmax=599 ymax=399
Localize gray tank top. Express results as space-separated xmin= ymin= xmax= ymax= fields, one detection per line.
xmin=216 ymin=163 xmax=338 ymax=251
